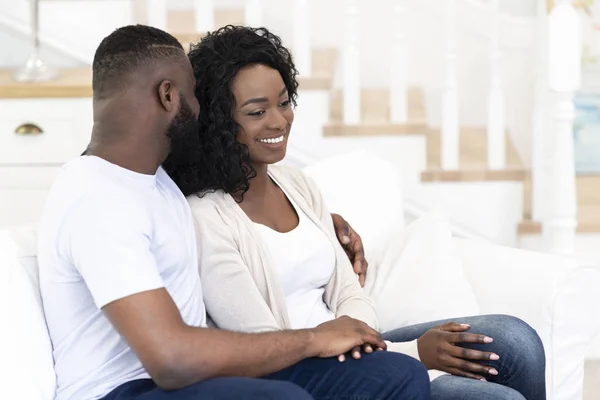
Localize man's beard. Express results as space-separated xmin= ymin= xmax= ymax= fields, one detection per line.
xmin=164 ymin=96 xmax=201 ymax=167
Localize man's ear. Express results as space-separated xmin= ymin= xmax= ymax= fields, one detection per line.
xmin=157 ymin=79 xmax=179 ymax=112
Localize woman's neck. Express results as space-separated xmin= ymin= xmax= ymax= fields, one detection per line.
xmin=236 ymin=162 xmax=272 ymax=203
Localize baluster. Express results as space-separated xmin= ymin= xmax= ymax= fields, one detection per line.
xmin=441 ymin=0 xmax=459 ymax=169
xmin=530 ymin=0 xmax=551 ymax=222
xmin=390 ymin=0 xmax=408 ymax=123
xmin=487 ymin=0 xmax=506 ymax=169
xmin=343 ymin=0 xmax=360 ymax=125
xmin=245 ymin=0 xmax=263 ymax=27
xmin=545 ymin=0 xmax=580 ymax=255
xmin=146 ymin=0 xmax=167 ymax=30
xmin=194 ymin=0 xmax=214 ymax=32
xmin=293 ymin=0 xmax=312 ymax=76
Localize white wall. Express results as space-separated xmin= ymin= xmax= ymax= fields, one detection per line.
xmin=475 ymin=0 xmax=537 ymax=17
xmin=0 ymin=0 xmax=133 ymax=63
xmin=0 ymin=26 xmax=81 ymax=68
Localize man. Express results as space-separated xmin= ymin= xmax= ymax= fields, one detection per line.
xmin=37 ymin=25 xmax=430 ymax=400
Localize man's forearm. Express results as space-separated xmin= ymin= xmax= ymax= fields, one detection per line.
xmin=166 ymin=327 xmax=317 ymax=388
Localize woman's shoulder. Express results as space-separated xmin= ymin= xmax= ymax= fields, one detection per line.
xmin=187 ymin=189 xmax=227 ymax=205
xmin=186 ymin=190 xmax=233 ymax=219
xmin=269 ymin=165 xmax=314 ymax=189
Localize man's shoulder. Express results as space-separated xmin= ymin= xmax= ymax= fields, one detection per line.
xmin=42 ymin=159 xmax=149 ymax=235
xmin=53 ymin=158 xmax=143 ymax=205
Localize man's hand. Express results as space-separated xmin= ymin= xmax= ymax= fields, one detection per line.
xmin=417 ymin=322 xmax=500 ymax=380
xmin=310 ymin=316 xmax=386 ymax=362
xmin=331 ymin=213 xmax=368 ymax=287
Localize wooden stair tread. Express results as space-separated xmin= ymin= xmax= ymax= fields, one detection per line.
xmin=324 ymin=122 xmax=427 ymax=137
xmin=420 ymin=127 xmax=526 ymax=182
xmin=421 ymin=168 xmax=528 ymax=183
xmin=518 ymin=219 xmax=600 ymax=234
xmin=426 ymin=127 xmax=524 ymax=170
xmin=0 ymin=68 xmax=92 ymax=98
xmin=328 ymin=87 xmax=426 ymax=124
xmin=324 ymin=87 xmax=427 ymax=136
xmin=520 ymin=174 xmax=600 ymax=234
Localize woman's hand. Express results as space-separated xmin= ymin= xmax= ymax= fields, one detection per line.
xmin=331 ymin=213 xmax=368 ymax=287
xmin=417 ymin=322 xmax=500 ymax=380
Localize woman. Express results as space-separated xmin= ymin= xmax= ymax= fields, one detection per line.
xmin=164 ymin=26 xmax=546 ymax=400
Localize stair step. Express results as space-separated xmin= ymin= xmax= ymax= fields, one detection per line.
xmin=425 ymin=127 xmax=524 ymax=170
xmin=421 ymin=168 xmax=528 ymax=182
xmin=324 ymin=87 xmax=427 ymax=136
xmin=519 ymin=174 xmax=600 ymax=234
xmin=324 ymin=122 xmax=427 ymax=137
xmin=329 ymin=87 xmax=426 ymax=124
xmin=0 ymin=68 xmax=92 ymax=98
xmin=167 ymin=10 xmax=335 ymax=91
xmin=420 ymin=127 xmax=526 ymax=182
xmin=518 ymin=218 xmax=600 ymax=234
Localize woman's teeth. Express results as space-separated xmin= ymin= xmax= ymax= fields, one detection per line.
xmin=258 ymin=135 xmax=284 ymax=144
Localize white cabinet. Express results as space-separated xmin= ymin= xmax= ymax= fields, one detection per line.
xmin=0 ymin=98 xmax=92 ymax=227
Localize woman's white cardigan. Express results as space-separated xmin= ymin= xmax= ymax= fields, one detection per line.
xmin=188 ymin=165 xmax=421 ymax=361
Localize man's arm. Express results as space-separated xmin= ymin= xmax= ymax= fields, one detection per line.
xmin=104 ymin=289 xmax=385 ymax=390
xmin=64 ymin=194 xmax=384 ymax=390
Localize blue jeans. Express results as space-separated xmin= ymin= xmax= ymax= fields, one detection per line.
xmin=382 ymin=314 xmax=546 ymax=400
xmin=101 ymin=351 xmax=431 ymax=399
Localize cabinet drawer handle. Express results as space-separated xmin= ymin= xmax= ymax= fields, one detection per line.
xmin=14 ymin=123 xmax=43 ymax=135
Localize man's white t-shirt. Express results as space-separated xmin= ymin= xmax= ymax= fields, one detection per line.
xmin=37 ymin=156 xmax=207 ymax=400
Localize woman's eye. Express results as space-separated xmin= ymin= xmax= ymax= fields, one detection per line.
xmin=279 ymin=100 xmax=291 ymax=107
xmin=248 ymin=110 xmax=265 ymax=117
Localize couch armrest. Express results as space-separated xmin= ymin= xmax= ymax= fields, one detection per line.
xmin=454 ymin=237 xmax=600 ymax=400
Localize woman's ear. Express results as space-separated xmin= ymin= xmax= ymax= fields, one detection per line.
xmin=157 ymin=79 xmax=178 ymax=112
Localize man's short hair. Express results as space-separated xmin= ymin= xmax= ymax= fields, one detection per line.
xmin=92 ymin=24 xmax=184 ymax=99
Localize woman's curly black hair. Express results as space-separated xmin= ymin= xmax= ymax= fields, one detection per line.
xmin=163 ymin=25 xmax=299 ymax=198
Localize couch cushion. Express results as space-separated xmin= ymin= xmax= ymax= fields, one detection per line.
xmin=362 ymin=209 xmax=480 ymax=332
xmin=0 ymin=228 xmax=57 ymax=400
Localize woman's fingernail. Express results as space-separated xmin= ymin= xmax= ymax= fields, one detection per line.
xmin=342 ymin=236 xmax=350 ymax=244
xmin=484 ymin=337 xmax=494 ymax=343
xmin=338 ymin=355 xmax=345 ymax=362
xmin=480 ymin=378 xmax=487 ymax=382
xmin=490 ymin=353 xmax=500 ymax=360
xmin=489 ymin=368 xmax=499 ymax=375
xmin=460 ymin=324 xmax=470 ymax=327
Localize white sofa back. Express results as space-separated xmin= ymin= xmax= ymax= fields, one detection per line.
xmin=302 ymin=150 xmax=406 ymax=258
xmin=1 ymin=227 xmax=57 ymax=400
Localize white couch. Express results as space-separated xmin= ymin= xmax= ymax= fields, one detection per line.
xmin=2 ymin=152 xmax=600 ymax=400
